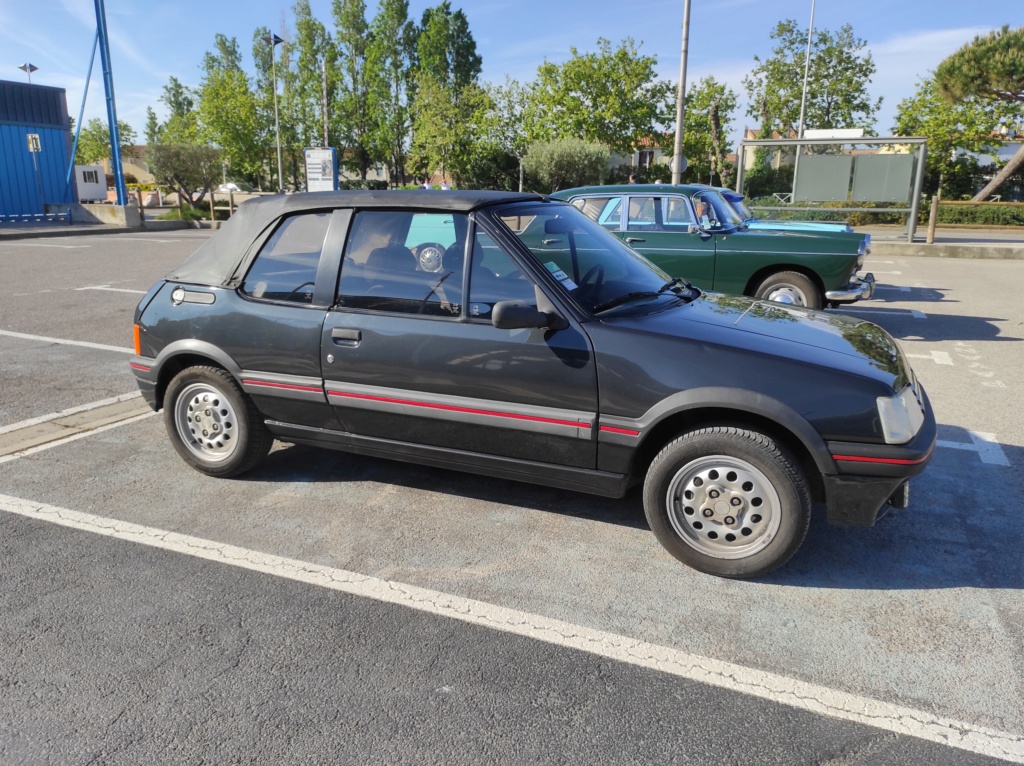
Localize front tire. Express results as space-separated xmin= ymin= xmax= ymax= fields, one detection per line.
xmin=163 ymin=366 xmax=273 ymax=477
xmin=643 ymin=427 xmax=811 ymax=578
xmin=754 ymin=271 xmax=822 ymax=309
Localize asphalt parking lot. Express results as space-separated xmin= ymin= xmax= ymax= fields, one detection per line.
xmin=1 ymin=231 xmax=1022 ymax=764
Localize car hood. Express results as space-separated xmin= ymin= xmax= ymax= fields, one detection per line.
xmin=608 ymin=292 xmax=908 ymax=387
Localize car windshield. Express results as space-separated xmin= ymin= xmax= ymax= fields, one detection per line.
xmin=491 ymin=202 xmax=695 ymax=314
xmin=728 ymin=196 xmax=756 ymax=222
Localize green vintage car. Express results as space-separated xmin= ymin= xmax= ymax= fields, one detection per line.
xmin=551 ymin=184 xmax=874 ymax=309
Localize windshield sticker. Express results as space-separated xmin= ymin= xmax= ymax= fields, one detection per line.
xmin=545 ymin=262 xmax=578 ymax=291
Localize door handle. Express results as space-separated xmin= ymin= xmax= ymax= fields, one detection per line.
xmin=542 ymin=238 xmax=561 ymax=244
xmin=331 ymin=328 xmax=361 ymax=346
xmin=626 ymin=237 xmax=646 ymax=243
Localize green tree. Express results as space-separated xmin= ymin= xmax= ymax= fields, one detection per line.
xmin=333 ymin=0 xmax=375 ymax=179
xmin=893 ymin=76 xmax=1011 ymax=197
xmin=147 ymin=143 xmax=222 ymax=206
xmin=743 ymin=20 xmax=881 ymax=136
xmin=485 ymin=77 xmax=534 ymax=191
xmin=529 ymin=37 xmax=672 ymax=154
xmin=366 ymin=0 xmax=418 ymax=184
xmin=293 ymin=0 xmax=337 ymax=150
xmin=410 ymin=2 xmax=485 ymax=183
xmin=522 ymin=138 xmax=610 ymax=192
xmin=144 ymin=108 xmax=160 ymax=147
xmin=681 ymin=76 xmax=738 ymax=187
xmin=198 ymin=34 xmax=263 ymax=182
xmin=76 ymin=118 xmax=137 ymax=164
xmin=157 ymin=77 xmax=200 ymax=145
xmin=934 ymin=25 xmax=1024 ymax=201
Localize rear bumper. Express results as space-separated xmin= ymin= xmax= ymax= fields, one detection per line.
xmin=826 ymin=272 xmax=875 ymax=303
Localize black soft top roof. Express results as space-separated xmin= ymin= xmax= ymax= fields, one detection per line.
xmin=166 ymin=189 xmax=548 ymax=286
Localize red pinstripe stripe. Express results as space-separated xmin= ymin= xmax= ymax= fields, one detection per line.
xmin=832 ymin=454 xmax=928 ymax=465
xmin=600 ymin=425 xmax=640 ymax=436
xmin=328 ymin=390 xmax=590 ymax=430
xmin=129 ymin=363 xmax=151 ymax=372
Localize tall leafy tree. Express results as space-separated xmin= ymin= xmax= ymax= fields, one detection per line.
xmin=528 ymin=37 xmax=673 ymax=154
xmin=293 ymin=0 xmax=337 ymax=150
xmin=366 ymin=0 xmax=418 ymax=184
xmin=934 ymin=25 xmax=1024 ymax=201
xmin=522 ymin=138 xmax=610 ymax=192
xmin=682 ymin=76 xmax=738 ymax=187
xmin=198 ymin=34 xmax=263 ymax=181
xmin=144 ymin=107 xmax=160 ymax=147
xmin=410 ymin=2 xmax=484 ymax=183
xmin=157 ymin=77 xmax=200 ymax=145
xmin=485 ymin=77 xmax=534 ymax=190
xmin=76 ymin=118 xmax=137 ymax=164
xmin=743 ymin=20 xmax=881 ymax=136
xmin=333 ymin=0 xmax=375 ymax=179
xmin=893 ymin=76 xmax=1013 ymax=197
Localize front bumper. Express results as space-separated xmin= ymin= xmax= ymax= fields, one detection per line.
xmin=822 ymin=386 xmax=936 ymax=527
xmin=129 ymin=356 xmax=160 ymax=411
xmin=825 ymin=272 xmax=875 ymax=303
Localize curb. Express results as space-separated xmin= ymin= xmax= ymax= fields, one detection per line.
xmin=870 ymin=242 xmax=1024 ymax=260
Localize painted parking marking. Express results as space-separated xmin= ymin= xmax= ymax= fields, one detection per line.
xmin=874 ymin=285 xmax=911 ymax=293
xmin=75 ymin=285 xmax=148 ymax=294
xmin=0 ymin=329 xmax=133 ymax=354
xmin=0 ymin=495 xmax=1021 ymax=763
xmin=906 ymin=351 xmax=953 ymax=365
xmin=838 ymin=308 xmax=927 ymax=319
xmin=0 ymin=392 xmax=142 ymax=436
xmin=936 ymin=431 xmax=1010 ymax=467
xmin=10 ymin=243 xmax=91 ymax=249
xmin=867 ymin=270 xmax=902 ymax=275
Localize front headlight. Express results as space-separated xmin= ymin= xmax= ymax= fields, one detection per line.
xmin=876 ymin=385 xmax=925 ymax=444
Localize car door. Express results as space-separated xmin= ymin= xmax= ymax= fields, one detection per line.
xmin=230 ymin=209 xmax=342 ymax=431
xmin=618 ymin=194 xmax=717 ymax=287
xmin=320 ymin=209 xmax=599 ymax=470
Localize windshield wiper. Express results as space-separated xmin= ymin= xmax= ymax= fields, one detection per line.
xmin=658 ymin=277 xmax=692 ymax=294
xmin=592 ymin=291 xmax=661 ymax=313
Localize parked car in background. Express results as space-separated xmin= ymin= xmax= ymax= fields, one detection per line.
xmin=553 ymin=184 xmax=874 ymax=309
xmin=130 ymin=190 xmax=933 ymax=579
xmin=216 ymin=181 xmax=257 ymax=194
xmin=717 ymin=188 xmax=855 ymax=234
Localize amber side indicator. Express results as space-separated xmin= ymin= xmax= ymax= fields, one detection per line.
xmin=133 ymin=324 xmax=141 ymax=355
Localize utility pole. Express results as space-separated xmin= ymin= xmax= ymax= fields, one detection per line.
xmin=792 ymin=0 xmax=817 ymax=199
xmin=670 ymin=0 xmax=692 ymax=185
xmin=262 ymin=33 xmax=285 ymax=192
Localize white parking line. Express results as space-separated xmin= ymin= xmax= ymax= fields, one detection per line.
xmin=0 ymin=493 xmax=1020 ymax=763
xmin=906 ymin=351 xmax=953 ymax=365
xmin=874 ymin=285 xmax=911 ymax=293
xmin=0 ymin=392 xmax=142 ymax=436
xmin=75 ymin=285 xmax=148 ymax=294
xmin=7 ymin=242 xmax=91 ymax=249
xmin=936 ymin=430 xmax=1010 ymax=466
xmin=0 ymin=329 xmax=133 ymax=354
xmin=837 ymin=308 xmax=927 ymax=319
xmin=0 ymin=411 xmax=155 ymax=465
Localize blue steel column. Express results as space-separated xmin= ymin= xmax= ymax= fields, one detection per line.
xmin=65 ymin=30 xmax=100 ymax=201
xmin=94 ymin=0 xmax=126 ymax=205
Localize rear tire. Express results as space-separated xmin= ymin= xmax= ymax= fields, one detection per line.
xmin=643 ymin=427 xmax=811 ymax=578
xmin=163 ymin=366 xmax=273 ymax=477
xmin=754 ymin=271 xmax=822 ymax=309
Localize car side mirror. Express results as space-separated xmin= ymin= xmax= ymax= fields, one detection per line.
xmin=492 ymin=301 xmax=553 ymax=330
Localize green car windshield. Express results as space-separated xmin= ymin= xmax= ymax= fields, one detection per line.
xmin=694 ymin=190 xmax=746 ymax=229
xmin=492 ymin=202 xmax=691 ymax=314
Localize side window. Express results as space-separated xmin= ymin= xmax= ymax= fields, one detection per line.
xmin=663 ymin=197 xmax=694 ymax=228
xmin=571 ymin=196 xmax=622 ymax=231
xmin=241 ymin=212 xmax=330 ymax=303
xmin=467 ymin=230 xmax=535 ymax=320
xmin=338 ymin=210 xmax=466 ymax=317
xmin=627 ymin=197 xmax=661 ymax=230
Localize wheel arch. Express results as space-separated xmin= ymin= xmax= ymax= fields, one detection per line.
xmin=625 ymin=390 xmax=832 ymax=505
xmin=743 ymin=264 xmax=824 ymax=300
xmin=151 ymin=340 xmax=242 ymax=409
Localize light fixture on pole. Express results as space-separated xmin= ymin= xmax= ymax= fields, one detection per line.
xmin=18 ymin=63 xmax=39 ymax=83
xmin=262 ymin=32 xmax=285 ymax=193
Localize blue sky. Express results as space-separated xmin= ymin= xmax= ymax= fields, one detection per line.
xmin=0 ymin=1 xmax=1016 ymax=149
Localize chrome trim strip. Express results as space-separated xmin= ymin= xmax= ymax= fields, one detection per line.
xmin=240 ymin=370 xmax=326 ymax=402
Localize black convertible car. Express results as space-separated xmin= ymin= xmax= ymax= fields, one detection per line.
xmin=130 ymin=191 xmax=935 ymax=578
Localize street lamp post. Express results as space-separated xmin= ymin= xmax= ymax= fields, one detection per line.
xmin=18 ymin=63 xmax=38 ymax=83
xmin=792 ymin=0 xmax=817 ymax=199
xmin=670 ymin=0 xmax=692 ymax=185
xmin=262 ymin=33 xmax=284 ymax=193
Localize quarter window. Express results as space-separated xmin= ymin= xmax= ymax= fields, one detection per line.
xmin=571 ymin=196 xmax=622 ymax=231
xmin=241 ymin=212 xmax=330 ymax=303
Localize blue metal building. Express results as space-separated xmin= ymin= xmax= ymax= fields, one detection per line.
xmin=0 ymin=79 xmax=76 ymax=220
